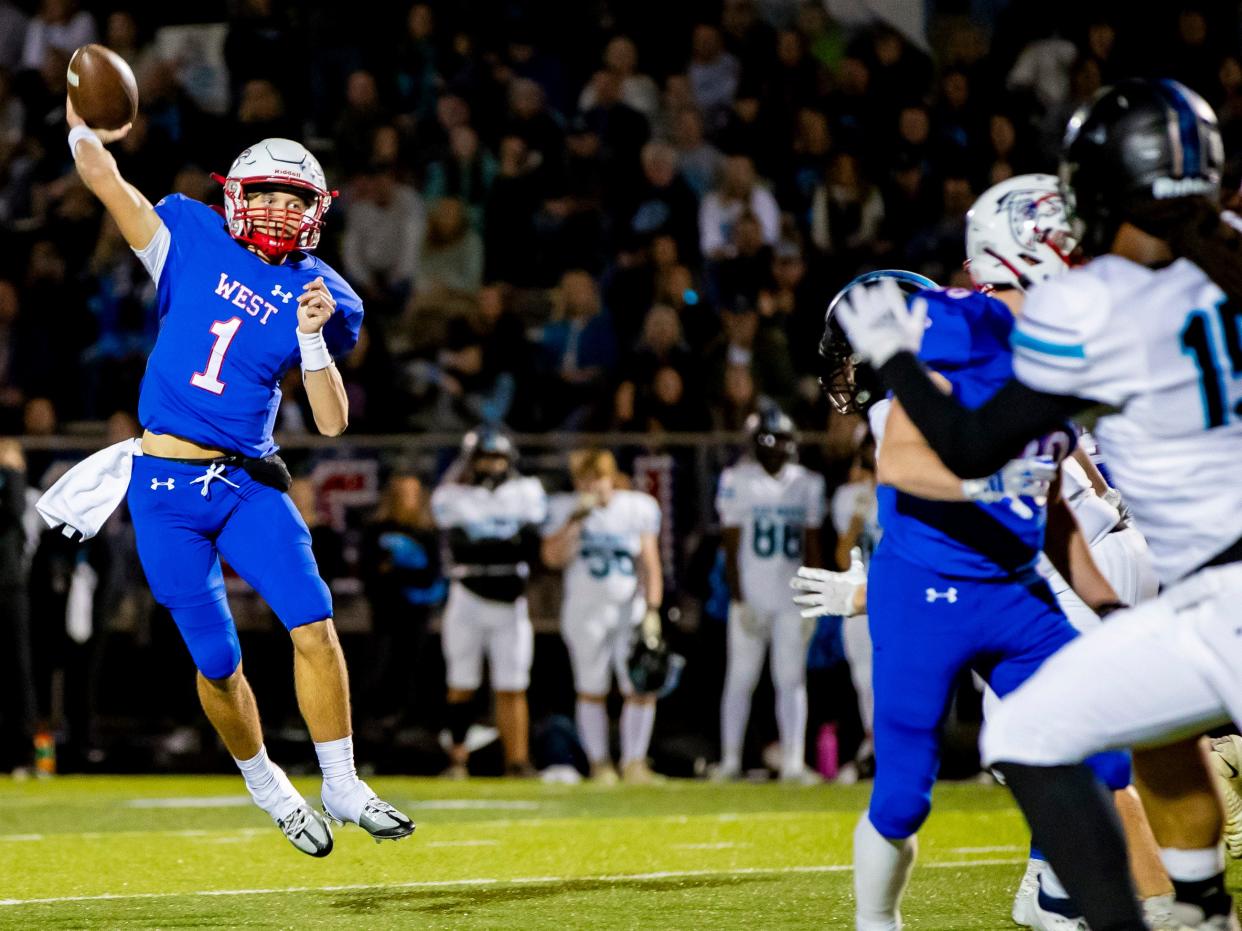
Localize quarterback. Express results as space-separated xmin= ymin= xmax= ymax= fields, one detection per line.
xmin=61 ymin=98 xmax=412 ymax=854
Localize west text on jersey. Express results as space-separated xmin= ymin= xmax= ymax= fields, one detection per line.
xmin=214 ymin=273 xmax=283 ymax=325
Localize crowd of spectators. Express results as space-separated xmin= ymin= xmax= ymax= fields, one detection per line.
xmin=4 ymin=0 xmax=1242 ymax=772
xmin=3 ymin=0 xmax=1241 ymax=449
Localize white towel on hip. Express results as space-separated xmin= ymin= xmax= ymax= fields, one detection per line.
xmin=36 ymin=438 xmax=142 ymax=541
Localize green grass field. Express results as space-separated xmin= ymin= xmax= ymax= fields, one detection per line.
xmin=6 ymin=775 xmax=1238 ymax=930
xmin=0 ymin=774 xmax=1038 ymax=930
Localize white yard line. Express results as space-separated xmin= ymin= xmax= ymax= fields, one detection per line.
xmin=0 ymin=858 xmax=1025 ymax=907
xmin=0 ymin=809 xmax=890 ymax=841
xmin=671 ymin=842 xmax=752 ymax=850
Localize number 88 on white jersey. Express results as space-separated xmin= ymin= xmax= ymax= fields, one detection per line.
xmin=717 ymin=460 xmax=826 ymax=615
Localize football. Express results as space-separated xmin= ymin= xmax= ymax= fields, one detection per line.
xmin=66 ymin=44 xmax=138 ymax=131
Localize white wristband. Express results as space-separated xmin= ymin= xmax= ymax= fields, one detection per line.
xmin=297 ymin=329 xmax=332 ymax=372
xmin=67 ymin=125 xmax=101 ymax=158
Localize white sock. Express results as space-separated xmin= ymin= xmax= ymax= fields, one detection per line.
xmin=1040 ymin=866 xmax=1069 ymax=899
xmin=775 ymin=683 xmax=808 ymax=774
xmin=1160 ymin=845 xmax=1225 ymax=882
xmin=315 ymin=735 xmax=361 ymax=795
xmin=854 ymin=814 xmax=916 ymax=931
xmin=620 ymin=700 xmax=656 ymax=766
xmin=576 ymin=699 xmax=609 ymax=766
xmin=720 ymin=684 xmax=752 ymax=771
xmin=234 ymin=746 xmax=299 ymax=820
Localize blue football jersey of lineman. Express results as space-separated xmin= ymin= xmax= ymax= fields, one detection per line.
xmin=137 ymin=194 xmax=363 ymax=457
xmin=876 ymin=287 xmax=1075 ymax=579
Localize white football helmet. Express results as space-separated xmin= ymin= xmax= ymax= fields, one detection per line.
xmin=965 ymin=173 xmax=1077 ymax=292
xmin=211 ymin=138 xmax=335 ymax=259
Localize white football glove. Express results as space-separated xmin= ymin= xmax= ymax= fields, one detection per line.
xmin=1101 ymin=486 xmax=1134 ymax=526
xmin=833 ymin=279 xmax=929 ymax=368
xmin=728 ymin=600 xmax=763 ymax=636
xmin=790 ymin=547 xmax=866 ymax=618
xmin=961 ymin=455 xmax=1058 ymax=506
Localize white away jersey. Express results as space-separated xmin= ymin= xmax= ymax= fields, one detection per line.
xmin=431 ymin=476 xmax=547 ymax=538
xmin=1058 ymin=456 xmax=1120 ymax=549
xmin=1013 ymin=255 xmax=1242 ymax=583
xmin=717 ymin=460 xmax=825 ymax=613
xmin=831 ymin=479 xmax=881 ymax=565
xmin=544 ymin=490 xmax=661 ymax=604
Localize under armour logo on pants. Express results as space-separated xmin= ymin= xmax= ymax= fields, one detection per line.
xmin=925 ymin=587 xmax=958 ymax=604
xmin=150 ymin=478 xmax=175 ymax=491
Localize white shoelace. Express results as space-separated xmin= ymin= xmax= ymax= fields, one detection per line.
xmin=189 ymin=462 xmax=241 ymax=498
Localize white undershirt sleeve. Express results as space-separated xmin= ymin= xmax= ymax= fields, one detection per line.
xmin=131 ymin=223 xmax=171 ymax=285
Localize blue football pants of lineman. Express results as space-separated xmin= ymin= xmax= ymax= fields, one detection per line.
xmin=127 ymin=455 xmax=332 ymax=680
xmin=866 ymin=548 xmax=1131 ymax=840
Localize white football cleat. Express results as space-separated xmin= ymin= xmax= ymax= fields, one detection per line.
xmin=321 ymin=780 xmax=415 ymax=843
xmin=1028 ymin=876 xmax=1087 ymax=931
xmin=1168 ymin=891 xmax=1238 ymax=930
xmin=1141 ymin=893 xmax=1196 ymax=930
xmin=1011 ymin=858 xmax=1044 ymax=927
xmin=1209 ymin=735 xmax=1242 ymax=858
xmin=276 ymin=803 xmax=334 ymax=857
xmin=1028 ymin=898 xmax=1088 ymax=931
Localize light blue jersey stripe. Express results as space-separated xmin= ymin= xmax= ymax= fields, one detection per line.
xmin=1011 ymin=329 xmax=1086 ymax=359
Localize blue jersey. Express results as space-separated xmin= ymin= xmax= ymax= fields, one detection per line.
xmin=137 ymin=194 xmax=363 ymax=457
xmin=875 ymin=288 xmax=1074 ymax=579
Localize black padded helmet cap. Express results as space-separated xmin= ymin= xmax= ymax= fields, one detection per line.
xmin=1061 ymin=78 xmax=1223 ymax=254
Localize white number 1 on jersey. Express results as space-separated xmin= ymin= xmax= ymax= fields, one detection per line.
xmin=190 ymin=317 xmax=242 ymax=395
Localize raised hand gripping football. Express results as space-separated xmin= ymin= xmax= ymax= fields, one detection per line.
xmin=65 ymin=93 xmax=131 ymax=145
xmin=297 ymin=276 xmax=336 ymax=334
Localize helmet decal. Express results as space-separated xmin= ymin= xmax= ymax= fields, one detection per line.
xmin=967 ymin=174 xmax=1076 ymax=291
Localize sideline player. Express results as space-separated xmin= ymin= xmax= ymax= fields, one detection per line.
xmin=541 ymin=449 xmax=664 ymax=784
xmin=59 ymin=103 xmax=412 ymax=853
xmin=800 ymin=254 xmax=1138 ymax=931
xmin=431 ymin=427 xmax=546 ymax=777
xmin=833 ymin=80 xmax=1242 ymax=930
xmin=715 ymin=404 xmax=825 ymax=783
